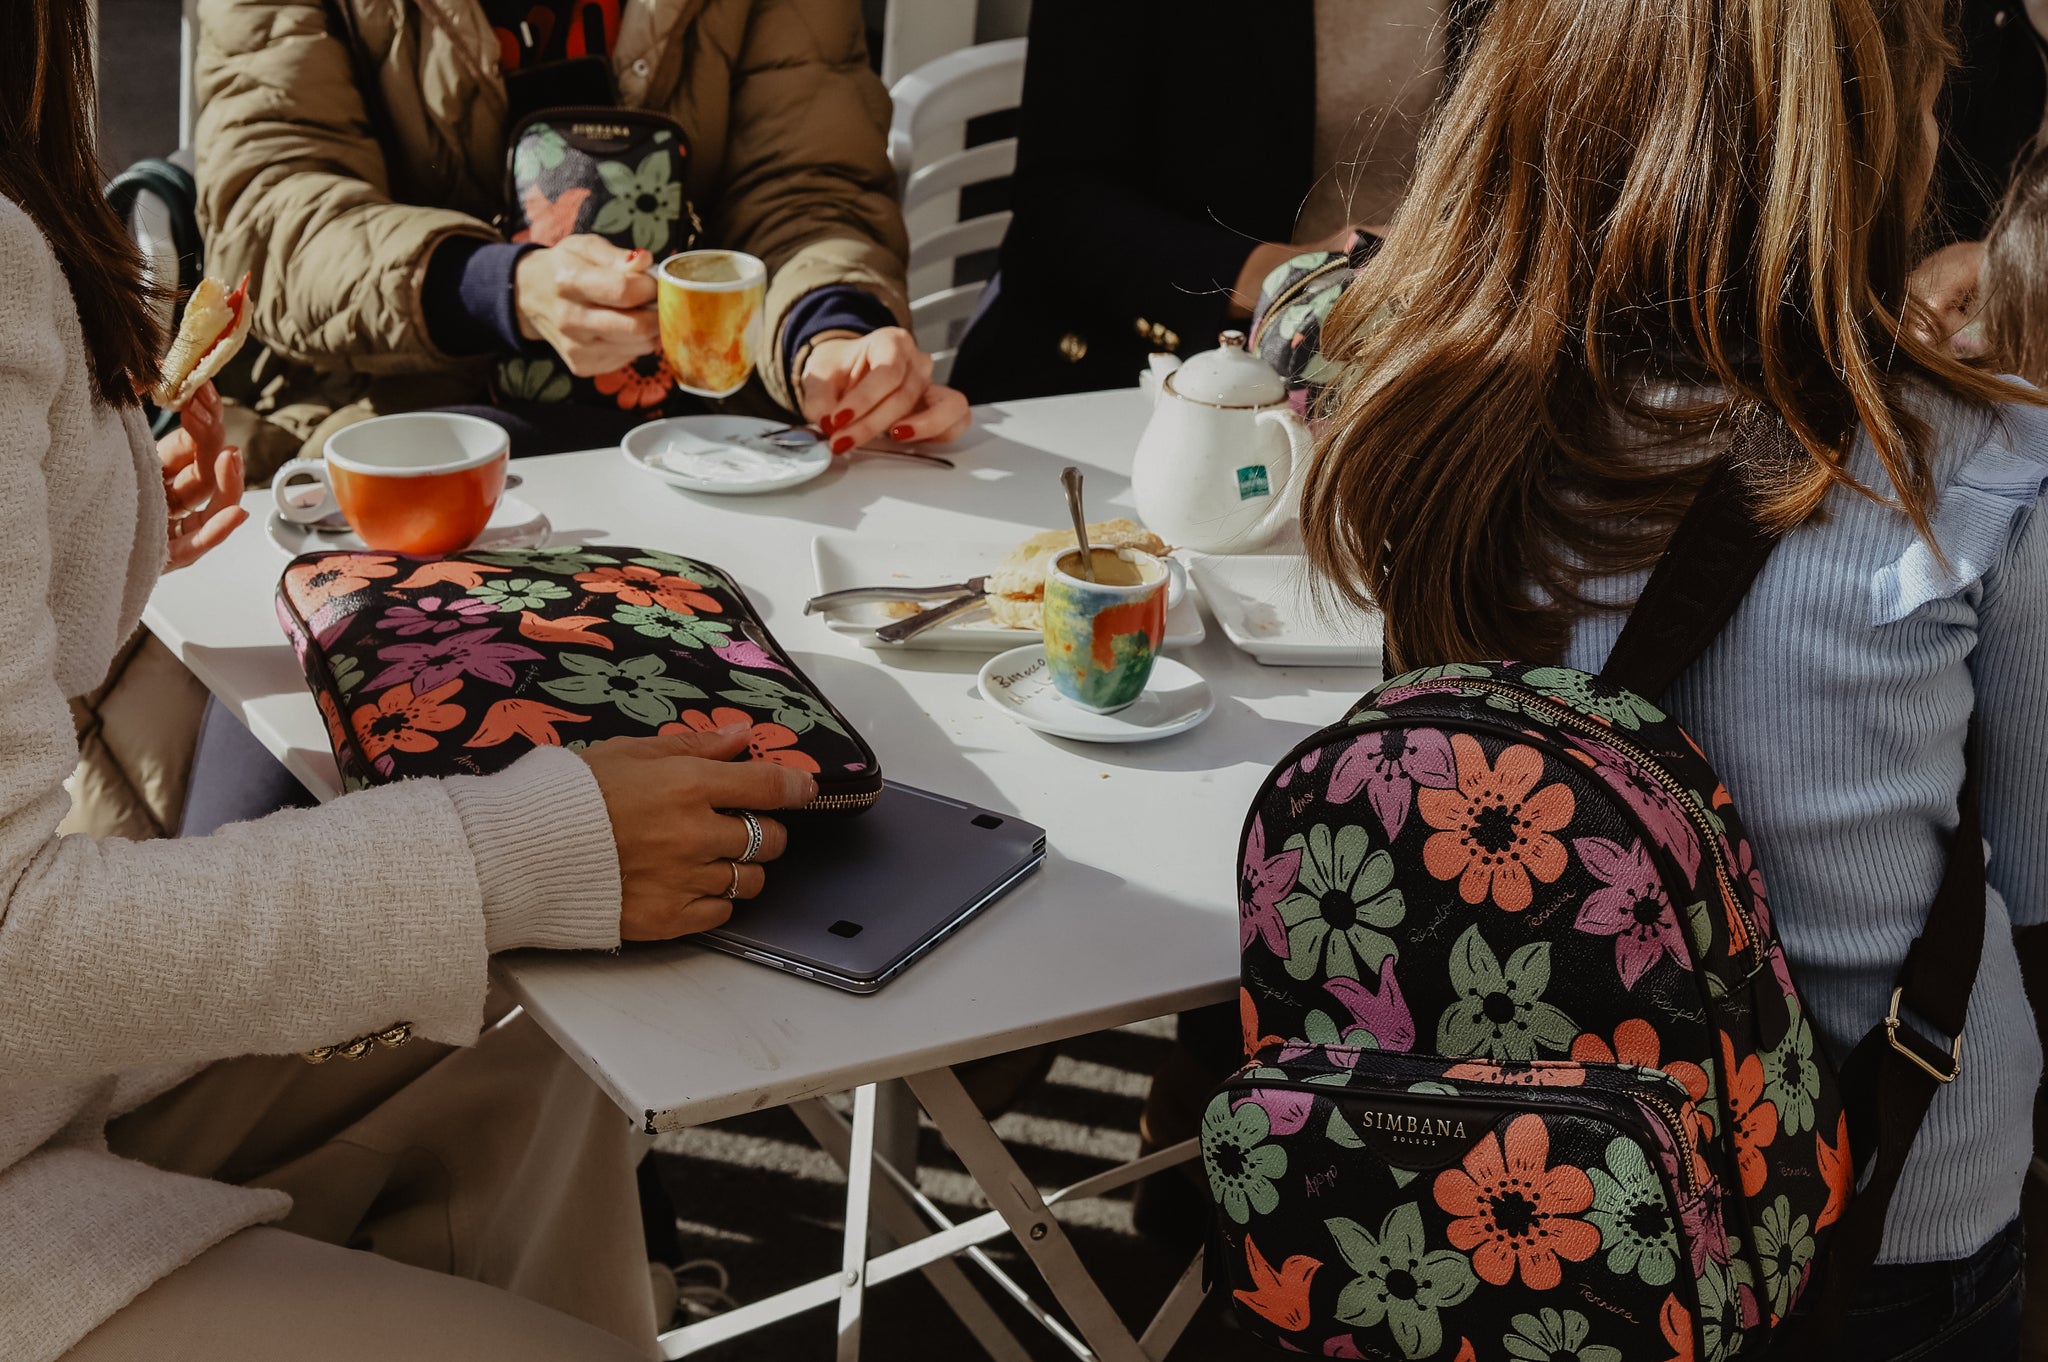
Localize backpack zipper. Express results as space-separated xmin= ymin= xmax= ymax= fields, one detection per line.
xmin=1247 ymin=252 xmax=1353 ymax=350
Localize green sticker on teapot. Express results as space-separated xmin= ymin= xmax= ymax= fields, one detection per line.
xmin=1236 ymin=465 xmax=1271 ymax=500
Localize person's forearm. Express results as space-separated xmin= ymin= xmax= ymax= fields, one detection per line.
xmin=422 ymin=237 xmax=536 ymax=356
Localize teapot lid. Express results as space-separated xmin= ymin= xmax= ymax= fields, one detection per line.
xmin=1164 ymin=330 xmax=1288 ymax=408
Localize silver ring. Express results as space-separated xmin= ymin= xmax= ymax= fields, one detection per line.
xmin=724 ymin=861 xmax=742 ymax=900
xmin=738 ymin=811 xmax=764 ymax=864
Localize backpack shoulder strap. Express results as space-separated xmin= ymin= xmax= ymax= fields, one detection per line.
xmin=1593 ymin=411 xmax=1987 ymax=1352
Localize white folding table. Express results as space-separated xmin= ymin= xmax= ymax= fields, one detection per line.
xmin=141 ymin=388 xmax=1376 ymax=1361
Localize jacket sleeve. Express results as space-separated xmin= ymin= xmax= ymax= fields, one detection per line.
xmin=1000 ymin=0 xmax=1253 ymax=350
xmin=194 ymin=0 xmax=496 ymax=375
xmin=712 ymin=0 xmax=911 ymax=412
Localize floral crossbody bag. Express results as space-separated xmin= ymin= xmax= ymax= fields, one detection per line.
xmin=275 ymin=544 xmax=881 ymax=813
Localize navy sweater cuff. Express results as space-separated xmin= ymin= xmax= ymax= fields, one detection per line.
xmin=781 ymin=286 xmax=897 ymax=388
xmin=423 ymin=238 xmax=537 ymax=357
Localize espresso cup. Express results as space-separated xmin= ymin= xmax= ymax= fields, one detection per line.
xmin=1041 ymin=547 xmax=1171 ymax=713
xmin=273 ymin=412 xmax=509 ymax=555
xmin=657 ymin=250 xmax=767 ymax=398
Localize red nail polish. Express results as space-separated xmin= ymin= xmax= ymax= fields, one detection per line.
xmin=889 ymin=424 xmax=915 ymax=442
xmin=832 ymin=409 xmax=855 ymax=428
xmin=818 ymin=412 xmax=839 ymax=434
xmin=831 ymin=435 xmax=854 ymax=455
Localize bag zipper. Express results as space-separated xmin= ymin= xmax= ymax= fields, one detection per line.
xmin=1247 ymin=252 xmax=1353 ymax=350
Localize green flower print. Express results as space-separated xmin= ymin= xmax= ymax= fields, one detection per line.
xmin=497 ymin=356 xmax=572 ymax=403
xmin=1503 ymin=1308 xmax=1620 ymax=1362
xmin=1436 ymin=926 xmax=1576 ymax=1060
xmin=1520 ymin=667 xmax=1667 ymax=730
xmin=628 ymin=551 xmax=729 ymax=591
xmin=1764 ymin=999 xmax=1821 ymax=1136
xmin=719 ymin=671 xmax=850 ymax=738
xmin=1302 ymin=1007 xmax=1380 ymax=1051
xmin=1755 ymin=1195 xmax=1815 ymax=1320
xmin=1201 ymin=1096 xmax=1286 ymax=1225
xmin=1585 ymin=1137 xmax=1678 ymax=1286
xmin=469 ymin=546 xmax=620 ymax=570
xmin=512 ymin=126 xmax=568 ymax=184
xmin=593 ymin=152 xmax=683 ymax=252
xmin=1327 ymin=1203 xmax=1477 ymax=1360
xmin=613 ymin=603 xmax=734 ymax=648
xmin=1276 ymin=825 xmax=1405 ymax=983
xmin=328 ymin=653 xmax=364 ymax=696
xmin=540 ymin=653 xmax=705 ymax=725
xmin=468 ymin=577 xmax=572 ymax=613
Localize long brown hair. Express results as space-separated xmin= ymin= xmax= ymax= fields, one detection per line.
xmin=1303 ymin=0 xmax=2034 ymax=670
xmin=0 ymin=0 xmax=163 ymax=405
xmin=1981 ymin=137 xmax=2048 ymax=383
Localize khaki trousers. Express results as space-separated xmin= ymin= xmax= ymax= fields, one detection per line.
xmin=68 ymin=1004 xmax=660 ymax=1361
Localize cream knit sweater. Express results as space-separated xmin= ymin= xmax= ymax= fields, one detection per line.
xmin=0 ymin=196 xmax=626 ymax=1362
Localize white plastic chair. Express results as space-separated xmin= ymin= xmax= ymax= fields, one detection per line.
xmin=887 ymin=38 xmax=1027 ymax=383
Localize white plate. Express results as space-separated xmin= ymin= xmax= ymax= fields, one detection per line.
xmin=1186 ymin=553 xmax=1383 ymax=668
xmin=812 ymin=533 xmax=1206 ymax=653
xmin=621 ymin=416 xmax=831 ymax=495
xmin=978 ymin=645 xmax=1213 ymax=744
xmin=266 ymin=494 xmax=552 ymax=556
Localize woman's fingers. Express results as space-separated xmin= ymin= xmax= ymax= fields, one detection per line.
xmin=681 ymin=858 xmax=767 ymax=901
xmin=883 ymin=384 xmax=972 ymax=445
xmin=625 ymin=896 xmax=737 ymax=942
xmin=713 ymin=811 xmax=789 ymax=864
xmin=167 ymin=504 xmax=249 ymax=570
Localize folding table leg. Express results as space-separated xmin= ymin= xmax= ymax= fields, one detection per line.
xmin=907 ymin=1067 xmax=1152 ymax=1362
xmin=1139 ymin=1253 xmax=1209 ymax=1361
xmin=836 ymin=1085 xmax=877 ymax=1362
xmin=791 ymin=1099 xmax=1035 ymax=1362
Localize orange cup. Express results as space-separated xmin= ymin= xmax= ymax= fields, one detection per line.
xmin=273 ymin=413 xmax=509 ymax=555
xmin=657 ymin=250 xmax=767 ymax=398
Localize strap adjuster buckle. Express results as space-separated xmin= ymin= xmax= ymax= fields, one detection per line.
xmin=1885 ymin=986 xmax=1962 ymax=1084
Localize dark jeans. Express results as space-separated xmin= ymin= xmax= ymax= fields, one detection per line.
xmin=180 ymin=697 xmax=316 ymax=836
xmin=1820 ymin=1217 xmax=2024 ymax=1362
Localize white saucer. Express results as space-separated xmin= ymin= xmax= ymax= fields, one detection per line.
xmin=977 ymin=644 xmax=1214 ymax=744
xmin=267 ymin=494 xmax=552 ymax=556
xmin=621 ymin=415 xmax=831 ymax=495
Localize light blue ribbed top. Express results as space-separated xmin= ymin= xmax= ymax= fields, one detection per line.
xmin=1561 ymin=387 xmax=2048 ymax=1265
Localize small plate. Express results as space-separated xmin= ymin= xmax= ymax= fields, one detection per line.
xmin=813 ymin=533 xmax=1205 ymax=653
xmin=977 ymin=645 xmax=1214 ymax=744
xmin=267 ymin=494 xmax=552 ymax=556
xmin=621 ymin=415 xmax=832 ymax=495
xmin=1186 ymin=553 xmax=1383 ymax=668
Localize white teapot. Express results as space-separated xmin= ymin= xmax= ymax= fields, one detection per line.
xmin=1131 ymin=330 xmax=1311 ymax=554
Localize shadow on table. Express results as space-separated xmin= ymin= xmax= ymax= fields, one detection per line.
xmin=788 ymin=650 xmax=1019 ymax=816
xmin=183 ymin=640 xmax=311 ymax=703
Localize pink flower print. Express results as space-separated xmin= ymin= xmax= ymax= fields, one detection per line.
xmin=1241 ymin=815 xmax=1302 ymax=956
xmin=1681 ymin=1180 xmax=1732 ymax=1274
xmin=1731 ymin=835 xmax=1772 ymax=932
xmin=1568 ymin=733 xmax=1702 ymax=881
xmin=378 ymin=594 xmax=496 ymax=637
xmin=1275 ymin=745 xmax=1323 ymax=790
xmin=1324 ymin=962 xmax=1414 ymax=1052
xmin=1573 ymin=835 xmax=1686 ymax=989
xmin=1324 ymin=1335 xmax=1366 ymax=1359
xmin=1326 ymin=727 xmax=1456 ymax=839
xmin=366 ymin=627 xmax=544 ymax=694
xmin=1243 ymin=1087 xmax=1315 ymax=1137
xmin=711 ymin=636 xmax=794 ymax=678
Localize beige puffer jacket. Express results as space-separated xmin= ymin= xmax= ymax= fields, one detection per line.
xmin=194 ymin=0 xmax=910 ymax=440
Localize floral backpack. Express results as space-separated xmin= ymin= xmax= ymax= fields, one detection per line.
xmin=1205 ymin=434 xmax=1986 ymax=1361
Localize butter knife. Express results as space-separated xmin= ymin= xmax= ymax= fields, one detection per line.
xmin=873 ymin=592 xmax=991 ymax=643
xmin=805 ymin=576 xmax=988 ymax=614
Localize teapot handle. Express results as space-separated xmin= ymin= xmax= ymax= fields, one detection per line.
xmin=1138 ymin=351 xmax=1183 ymax=403
xmin=1252 ymin=404 xmax=1313 ymax=540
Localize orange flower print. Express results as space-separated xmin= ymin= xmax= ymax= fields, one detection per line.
xmin=286 ymin=553 xmax=398 ymax=610
xmin=1241 ymin=986 xmax=1282 ymax=1059
xmin=317 ymin=690 xmax=348 ymax=755
xmin=576 ymin=564 xmax=724 ymax=615
xmin=1719 ymin=1031 xmax=1779 ymax=1196
xmin=350 ymin=679 xmax=465 ymax=768
xmin=662 ymin=707 xmax=821 ymax=773
xmin=1660 ymin=1292 xmax=1695 ymax=1362
xmin=1572 ymin=1019 xmax=1713 ymax=1182
xmin=1443 ymin=1059 xmax=1585 ymax=1087
xmin=1232 ymin=1235 xmax=1320 ymax=1332
xmin=1418 ymin=736 xmax=1574 ymax=912
xmin=1433 ymin=1113 xmax=1597 ymax=1289
xmin=512 ymin=183 xmax=591 ymax=247
xmin=593 ymin=354 xmax=674 ymax=410
xmin=1816 ymin=1111 xmax=1850 ymax=1230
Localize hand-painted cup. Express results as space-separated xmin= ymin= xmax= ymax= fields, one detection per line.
xmin=272 ymin=412 xmax=509 ymax=555
xmin=657 ymin=250 xmax=767 ymax=398
xmin=1042 ymin=548 xmax=1170 ymax=713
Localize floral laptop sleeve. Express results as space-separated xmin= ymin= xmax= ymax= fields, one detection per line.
xmin=276 ymin=544 xmax=881 ymax=813
xmin=494 ymin=108 xmax=704 ymax=420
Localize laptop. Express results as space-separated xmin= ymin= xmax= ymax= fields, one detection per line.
xmin=697 ymin=781 xmax=1047 ymax=994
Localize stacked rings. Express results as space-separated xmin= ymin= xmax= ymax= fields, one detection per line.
xmin=738 ymin=811 xmax=765 ymax=864
xmin=725 ymin=861 xmax=743 ymax=900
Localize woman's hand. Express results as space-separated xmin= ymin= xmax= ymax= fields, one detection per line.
xmin=578 ymin=723 xmax=814 ymax=941
xmin=159 ymin=382 xmax=247 ymax=569
xmin=797 ymin=326 xmax=971 ymax=452
xmin=515 ymin=235 xmax=660 ymax=376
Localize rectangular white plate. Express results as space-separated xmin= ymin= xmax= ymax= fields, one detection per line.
xmin=1186 ymin=553 xmax=1383 ymax=668
xmin=812 ymin=533 xmax=1206 ymax=652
